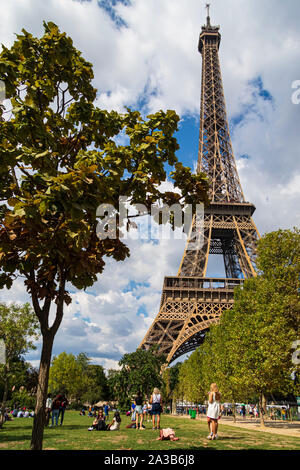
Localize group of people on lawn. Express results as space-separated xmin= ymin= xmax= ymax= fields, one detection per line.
xmin=87 ymin=387 xmax=163 ymax=432
xmin=45 ymin=393 xmax=69 ymax=427
xmin=86 ymin=383 xmax=222 ymax=441
xmin=43 ymin=383 xmax=222 ymax=441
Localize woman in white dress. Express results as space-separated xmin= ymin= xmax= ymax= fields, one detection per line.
xmin=206 ymin=383 xmax=221 ymax=440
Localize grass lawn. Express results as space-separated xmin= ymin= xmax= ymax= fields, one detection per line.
xmin=1 ymin=411 xmax=300 ymax=451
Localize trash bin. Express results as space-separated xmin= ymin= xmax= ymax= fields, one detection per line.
xmin=190 ymin=410 xmax=196 ymax=419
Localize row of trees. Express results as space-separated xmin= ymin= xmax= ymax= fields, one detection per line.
xmin=174 ymin=229 xmax=300 ymax=426
xmin=0 ymin=336 xmax=168 ymax=415
xmin=0 ymin=302 xmax=39 ymax=427
xmin=0 ymin=300 xmax=169 ymax=417
xmin=48 ymin=347 xmax=171 ymax=412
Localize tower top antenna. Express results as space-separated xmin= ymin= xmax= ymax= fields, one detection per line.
xmin=206 ymin=3 xmax=210 ymax=17
xmin=205 ymin=3 xmax=211 ymax=27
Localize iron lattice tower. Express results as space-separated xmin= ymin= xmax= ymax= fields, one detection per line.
xmin=139 ymin=11 xmax=260 ymax=364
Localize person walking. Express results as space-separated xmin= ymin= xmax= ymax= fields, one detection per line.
xmin=45 ymin=394 xmax=52 ymax=426
xmin=150 ymin=387 xmax=162 ymax=430
xmin=59 ymin=394 xmax=68 ymax=426
xmin=50 ymin=395 xmax=61 ymax=427
xmin=206 ymin=383 xmax=221 ymax=440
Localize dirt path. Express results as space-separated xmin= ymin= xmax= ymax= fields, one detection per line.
xmin=173 ymin=414 xmax=300 ymax=438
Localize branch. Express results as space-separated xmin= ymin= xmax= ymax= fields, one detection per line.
xmin=15 ymin=163 xmax=35 ymax=182
xmin=27 ymin=269 xmax=43 ymax=323
xmin=51 ymin=265 xmax=66 ymax=336
xmin=9 ymin=167 xmax=21 ymax=195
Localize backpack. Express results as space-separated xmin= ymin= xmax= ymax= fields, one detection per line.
xmin=52 ymin=399 xmax=61 ymax=410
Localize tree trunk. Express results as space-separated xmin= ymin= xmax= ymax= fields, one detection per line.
xmin=171 ymin=398 xmax=176 ymax=415
xmin=0 ymin=363 xmax=9 ymax=428
xmin=30 ymin=331 xmax=55 ymax=450
xmin=29 ymin=267 xmax=66 ymax=450
xmin=233 ymin=402 xmax=237 ymax=423
xmin=259 ymin=393 xmax=266 ymax=428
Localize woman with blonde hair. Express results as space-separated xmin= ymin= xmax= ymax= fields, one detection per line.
xmin=206 ymin=383 xmax=221 ymax=440
xmin=149 ymin=387 xmax=162 ymax=430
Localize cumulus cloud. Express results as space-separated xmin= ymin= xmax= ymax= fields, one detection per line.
xmin=0 ymin=0 xmax=299 ymax=369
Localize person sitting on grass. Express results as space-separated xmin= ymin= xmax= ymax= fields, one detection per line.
xmin=4 ymin=409 xmax=13 ymax=422
xmin=107 ymin=411 xmax=121 ymax=431
xmin=88 ymin=407 xmax=107 ymax=431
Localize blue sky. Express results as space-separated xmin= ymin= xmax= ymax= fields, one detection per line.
xmin=0 ymin=0 xmax=299 ymax=370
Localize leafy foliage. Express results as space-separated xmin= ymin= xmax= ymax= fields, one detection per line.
xmin=48 ymin=351 xmax=109 ymax=403
xmin=176 ymin=229 xmax=300 ymax=407
xmin=0 ymin=302 xmax=40 ymax=426
xmin=109 ymin=346 xmax=166 ymax=411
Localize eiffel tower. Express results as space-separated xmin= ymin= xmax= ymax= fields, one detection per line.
xmin=139 ymin=7 xmax=260 ymax=364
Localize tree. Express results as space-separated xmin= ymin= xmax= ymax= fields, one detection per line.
xmin=255 ymin=228 xmax=300 ymax=336
xmin=0 ymin=302 xmax=39 ymax=427
xmin=111 ymin=346 xmax=166 ymax=411
xmin=83 ymin=364 xmax=109 ymax=403
xmin=48 ymin=352 xmax=109 ymax=405
xmin=225 ymin=228 xmax=300 ymax=424
xmin=106 ymin=368 xmax=120 ymax=402
xmin=0 ymin=23 xmax=208 ymax=449
xmin=223 ymin=278 xmax=297 ymax=425
xmin=48 ymin=352 xmax=88 ymax=399
xmin=177 ymin=346 xmax=209 ymax=405
xmin=175 ymin=228 xmax=300 ymax=426
xmin=162 ymin=362 xmax=181 ymax=413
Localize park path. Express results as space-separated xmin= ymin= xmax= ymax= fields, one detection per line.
xmin=173 ymin=414 xmax=300 ymax=438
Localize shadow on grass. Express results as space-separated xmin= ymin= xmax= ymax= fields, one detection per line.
xmin=46 ymin=425 xmax=88 ymax=431
xmin=0 ymin=423 xmax=89 ymax=444
xmin=1 ymin=423 xmax=33 ymax=432
xmin=216 ymin=436 xmax=244 ymax=440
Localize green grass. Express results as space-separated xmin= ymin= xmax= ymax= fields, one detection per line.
xmin=1 ymin=412 xmax=300 ymax=451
